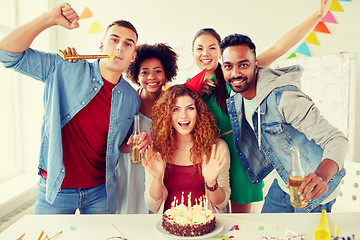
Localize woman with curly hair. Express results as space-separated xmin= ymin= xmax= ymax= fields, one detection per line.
xmin=143 ymin=84 xmax=230 ymax=213
xmin=126 ymin=43 xmax=178 ymax=122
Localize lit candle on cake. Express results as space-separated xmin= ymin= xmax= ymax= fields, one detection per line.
xmin=204 ymin=195 xmax=208 ymax=217
xmin=181 ymin=192 xmax=184 ymax=216
xmin=187 ymin=192 xmax=191 ymax=209
xmin=194 ymin=198 xmax=198 ymax=223
xmin=171 ymin=196 xmax=176 ymax=218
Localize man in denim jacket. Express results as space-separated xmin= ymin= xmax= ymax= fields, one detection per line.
xmin=220 ymin=34 xmax=348 ymax=213
xmin=0 ymin=3 xmax=151 ymax=214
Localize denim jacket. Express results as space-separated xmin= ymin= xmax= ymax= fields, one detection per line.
xmin=226 ymin=65 xmax=348 ymax=212
xmin=0 ymin=48 xmax=140 ymax=213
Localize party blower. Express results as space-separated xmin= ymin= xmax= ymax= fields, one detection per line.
xmin=314 ymin=209 xmax=330 ymax=240
xmin=58 ymin=50 xmax=120 ymax=60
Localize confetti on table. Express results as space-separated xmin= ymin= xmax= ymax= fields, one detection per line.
xmin=70 ymin=226 xmax=77 ymax=231
xmin=229 ymin=225 xmax=239 ymax=231
xmin=259 ymin=226 xmax=265 ymax=230
xmin=214 ymin=235 xmax=234 ymax=240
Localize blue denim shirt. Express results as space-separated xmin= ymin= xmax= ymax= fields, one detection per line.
xmin=226 ymin=85 xmax=346 ymax=212
xmin=0 ymin=48 xmax=140 ymax=213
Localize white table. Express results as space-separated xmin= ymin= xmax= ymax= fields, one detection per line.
xmin=0 ymin=213 xmax=359 ymax=240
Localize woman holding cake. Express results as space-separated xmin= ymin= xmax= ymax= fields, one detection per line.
xmin=143 ymin=84 xmax=231 ymax=214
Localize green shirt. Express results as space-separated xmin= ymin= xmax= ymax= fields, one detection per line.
xmin=201 ymin=76 xmax=264 ymax=204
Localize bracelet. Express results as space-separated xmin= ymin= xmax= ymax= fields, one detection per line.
xmin=205 ymin=181 xmax=218 ymax=192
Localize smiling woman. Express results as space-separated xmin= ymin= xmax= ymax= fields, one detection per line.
xmin=143 ymin=84 xmax=231 ymax=215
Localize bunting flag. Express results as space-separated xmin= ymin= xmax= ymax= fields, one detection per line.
xmin=295 ymin=42 xmax=311 ymax=56
xmin=287 ymin=52 xmax=297 ymax=59
xmin=162 ymin=82 xmax=172 ymax=91
xmin=79 ymin=6 xmax=93 ymax=20
xmin=314 ymin=21 xmax=331 ymax=34
xmin=285 ymin=0 xmax=350 ymax=59
xmin=322 ymin=11 xmax=338 ymax=24
xmin=88 ymin=19 xmax=104 ymax=34
xmin=305 ymin=32 xmax=320 ymax=45
xmin=329 ymin=0 xmax=345 ymax=12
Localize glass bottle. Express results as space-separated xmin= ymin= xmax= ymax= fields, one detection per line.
xmin=130 ymin=114 xmax=143 ymax=164
xmin=289 ymin=147 xmax=306 ymax=207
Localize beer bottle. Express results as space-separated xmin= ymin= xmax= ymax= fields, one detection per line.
xmin=289 ymin=147 xmax=306 ymax=207
xmin=130 ymin=114 xmax=143 ymax=164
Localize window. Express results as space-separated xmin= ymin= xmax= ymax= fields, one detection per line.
xmin=0 ymin=66 xmax=21 ymax=183
xmin=0 ymin=0 xmax=22 ymax=183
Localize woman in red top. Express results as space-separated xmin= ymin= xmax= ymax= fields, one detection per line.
xmin=143 ymin=84 xmax=231 ymax=213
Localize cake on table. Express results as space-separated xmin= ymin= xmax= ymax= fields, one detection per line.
xmin=162 ymin=195 xmax=216 ymax=237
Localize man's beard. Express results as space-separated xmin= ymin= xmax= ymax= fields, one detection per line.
xmin=227 ymin=69 xmax=257 ymax=93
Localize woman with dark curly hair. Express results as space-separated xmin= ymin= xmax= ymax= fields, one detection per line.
xmin=118 ymin=43 xmax=178 ymax=213
xmin=124 ymin=43 xmax=178 ymax=140
xmin=143 ymin=84 xmax=230 ymax=213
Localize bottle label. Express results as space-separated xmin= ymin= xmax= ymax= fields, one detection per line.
xmin=289 ymin=176 xmax=305 ymax=207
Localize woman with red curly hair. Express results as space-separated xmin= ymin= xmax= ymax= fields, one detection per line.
xmin=143 ymin=84 xmax=230 ymax=213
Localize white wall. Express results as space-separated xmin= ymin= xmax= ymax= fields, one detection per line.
xmin=17 ymin=0 xmax=50 ymax=174
xmin=19 ymin=0 xmax=360 ymax=162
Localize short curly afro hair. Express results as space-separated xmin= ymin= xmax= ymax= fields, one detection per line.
xmin=126 ymin=43 xmax=178 ymax=85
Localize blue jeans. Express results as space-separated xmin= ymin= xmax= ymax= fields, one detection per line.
xmin=261 ymin=179 xmax=335 ymax=213
xmin=33 ymin=176 xmax=108 ymax=214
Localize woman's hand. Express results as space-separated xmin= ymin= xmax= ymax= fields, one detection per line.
xmin=127 ymin=131 xmax=153 ymax=153
xmin=202 ymin=143 xmax=226 ymax=187
xmin=317 ymin=0 xmax=332 ymax=18
xmin=143 ymin=144 xmax=165 ymax=180
xmin=199 ymin=78 xmax=216 ymax=95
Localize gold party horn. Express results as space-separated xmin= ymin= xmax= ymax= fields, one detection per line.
xmin=58 ymin=50 xmax=117 ymax=60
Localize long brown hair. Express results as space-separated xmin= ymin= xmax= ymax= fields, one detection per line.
xmin=151 ymin=85 xmax=219 ymax=168
xmin=192 ymin=28 xmax=229 ymax=113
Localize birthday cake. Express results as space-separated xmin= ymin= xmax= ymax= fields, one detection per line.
xmin=162 ymin=203 xmax=216 ymax=237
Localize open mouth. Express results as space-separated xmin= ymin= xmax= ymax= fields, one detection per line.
xmin=201 ymin=59 xmax=212 ymax=64
xmin=232 ymin=79 xmax=245 ymax=85
xmin=229 ymin=77 xmax=247 ymax=86
xmin=147 ymin=82 xmax=161 ymax=87
xmin=178 ymin=121 xmax=190 ymax=127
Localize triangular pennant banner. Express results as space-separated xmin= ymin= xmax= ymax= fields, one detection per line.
xmin=162 ymin=82 xmax=172 ymax=91
xmin=287 ymin=52 xmax=297 ymax=59
xmin=79 ymin=7 xmax=93 ymax=20
xmin=88 ymin=19 xmax=104 ymax=34
xmin=295 ymin=42 xmax=311 ymax=56
xmin=329 ymin=0 xmax=344 ymax=12
xmin=314 ymin=21 xmax=331 ymax=34
xmin=305 ymin=32 xmax=320 ymax=46
xmin=322 ymin=11 xmax=338 ymax=24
